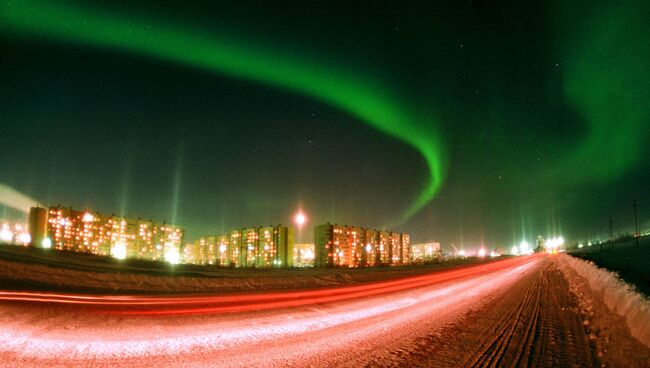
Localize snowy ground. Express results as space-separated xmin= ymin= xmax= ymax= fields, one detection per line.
xmin=569 ymin=236 xmax=650 ymax=296
xmin=1 ymin=254 xmax=649 ymax=367
xmin=559 ymin=253 xmax=650 ymax=360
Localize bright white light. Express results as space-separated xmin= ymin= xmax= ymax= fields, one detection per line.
xmin=165 ymin=246 xmax=180 ymax=265
xmin=42 ymin=237 xmax=52 ymax=249
xmin=478 ymin=248 xmax=486 ymax=257
xmin=111 ymin=241 xmax=127 ymax=260
xmin=578 ymin=243 xmax=584 ymax=248
xmin=459 ymin=250 xmax=466 ymax=257
xmin=294 ymin=212 xmax=307 ymax=227
xmin=82 ymin=213 xmax=94 ymax=222
xmin=511 ymin=246 xmax=519 ymax=255
xmin=547 ymin=237 xmax=561 ymax=249
xmin=489 ymin=251 xmax=497 ymax=257
xmin=0 ymin=229 xmax=12 ymax=242
xmin=18 ymin=232 xmax=31 ymax=244
xmin=365 ymin=244 xmax=372 ymax=252
xmin=219 ymin=244 xmax=227 ymax=253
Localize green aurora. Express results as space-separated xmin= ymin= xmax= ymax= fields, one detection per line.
xmin=552 ymin=0 xmax=650 ymax=185
xmin=1 ymin=0 xmax=649 ymax=230
xmin=0 ymin=0 xmax=446 ymax=226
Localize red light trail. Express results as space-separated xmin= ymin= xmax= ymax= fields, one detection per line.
xmin=0 ymin=256 xmax=535 ymax=315
xmin=0 ymin=256 xmax=543 ymax=367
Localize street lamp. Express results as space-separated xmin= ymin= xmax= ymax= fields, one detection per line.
xmin=294 ymin=211 xmax=307 ymax=228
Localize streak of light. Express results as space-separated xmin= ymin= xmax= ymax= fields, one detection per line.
xmin=0 ymin=257 xmax=542 ymax=364
xmin=0 ymin=256 xmax=537 ymax=315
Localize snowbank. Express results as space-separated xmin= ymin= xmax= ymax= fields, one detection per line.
xmin=561 ymin=254 xmax=650 ymax=348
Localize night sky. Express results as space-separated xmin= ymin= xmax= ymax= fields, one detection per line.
xmin=1 ymin=0 xmax=649 ymax=250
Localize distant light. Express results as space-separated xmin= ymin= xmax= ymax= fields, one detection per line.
xmin=490 ymin=251 xmax=497 ymax=257
xmin=587 ymin=241 xmax=592 ymax=246
xmin=578 ymin=243 xmax=584 ymax=248
xmin=111 ymin=241 xmax=127 ymax=260
xmin=219 ymin=244 xmax=227 ymax=253
xmin=42 ymin=237 xmax=52 ymax=249
xmin=548 ymin=237 xmax=563 ymax=249
xmin=0 ymin=229 xmax=12 ymax=242
xmin=365 ymin=244 xmax=372 ymax=252
xmin=459 ymin=250 xmax=466 ymax=257
xmin=18 ymin=232 xmax=31 ymax=244
xmin=511 ymin=246 xmax=519 ymax=255
xmin=165 ymin=246 xmax=180 ymax=265
xmin=294 ymin=212 xmax=307 ymax=227
xmin=82 ymin=213 xmax=94 ymax=222
xmin=478 ymin=248 xmax=486 ymax=257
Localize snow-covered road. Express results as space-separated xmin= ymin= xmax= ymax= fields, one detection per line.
xmin=0 ymin=255 xmax=647 ymax=367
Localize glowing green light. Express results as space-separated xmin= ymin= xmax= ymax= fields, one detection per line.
xmin=551 ymin=0 xmax=650 ymax=184
xmin=0 ymin=0 xmax=447 ymax=225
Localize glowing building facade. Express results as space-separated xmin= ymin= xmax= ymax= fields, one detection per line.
xmin=29 ymin=206 xmax=184 ymax=262
xmin=242 ymin=228 xmax=259 ymax=267
xmin=361 ymin=229 xmax=379 ymax=267
xmin=0 ymin=221 xmax=31 ymax=246
xmin=193 ymin=225 xmax=293 ymax=268
xmin=314 ymin=223 xmax=410 ymax=268
xmin=378 ymin=231 xmax=390 ymax=264
xmin=292 ymin=243 xmax=315 ymax=267
xmin=410 ymin=241 xmax=440 ymax=262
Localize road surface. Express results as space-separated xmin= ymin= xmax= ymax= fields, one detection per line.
xmin=0 ymin=255 xmax=613 ymax=367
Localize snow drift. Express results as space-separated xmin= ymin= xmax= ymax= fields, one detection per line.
xmin=560 ymin=254 xmax=650 ymax=348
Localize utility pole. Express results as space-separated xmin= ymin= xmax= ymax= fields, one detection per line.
xmin=600 ymin=225 xmax=604 ymax=252
xmin=633 ymin=200 xmax=639 ymax=248
xmin=609 ymin=218 xmax=614 ymax=251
